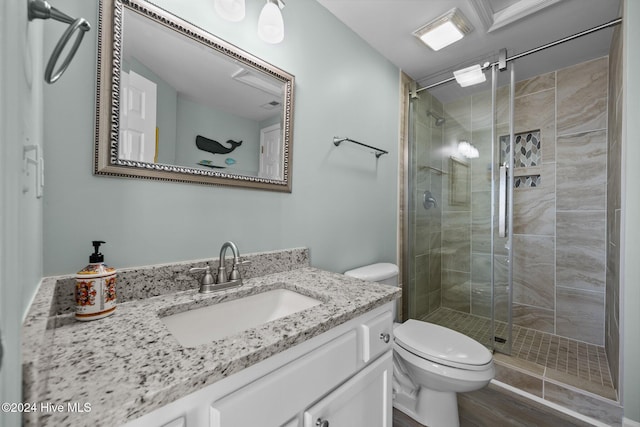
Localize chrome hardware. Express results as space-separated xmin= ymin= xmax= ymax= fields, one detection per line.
xmin=189 ymin=266 xmax=219 ymax=293
xmin=28 ymin=0 xmax=91 ymax=84
xmin=333 ymin=136 xmax=388 ymax=158
xmin=217 ymin=241 xmax=241 ymax=283
xmin=187 ymin=241 xmax=247 ymax=293
xmin=498 ymin=163 xmax=508 ymax=237
xmin=423 ymin=190 xmax=437 ymax=210
xmin=315 ymin=418 xmax=329 ymax=427
xmin=380 ymin=333 xmax=390 ymax=343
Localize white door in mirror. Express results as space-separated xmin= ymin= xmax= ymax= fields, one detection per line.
xmin=119 ymin=70 xmax=157 ymax=163
xmin=259 ymin=123 xmax=283 ymax=180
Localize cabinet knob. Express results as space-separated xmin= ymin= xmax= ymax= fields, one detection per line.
xmin=315 ymin=418 xmax=329 ymax=427
xmin=379 ymin=332 xmax=390 ymax=343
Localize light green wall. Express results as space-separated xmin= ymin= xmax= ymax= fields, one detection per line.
xmin=622 ymin=0 xmax=640 ymax=422
xmin=42 ymin=0 xmax=400 ymax=276
xmin=0 ymin=0 xmax=43 ymax=424
xmin=175 ymin=97 xmax=260 ymax=175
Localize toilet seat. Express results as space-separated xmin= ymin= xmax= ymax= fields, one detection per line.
xmin=394 ymin=319 xmax=493 ymax=371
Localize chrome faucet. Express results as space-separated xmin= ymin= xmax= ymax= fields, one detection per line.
xmin=217 ymin=241 xmax=241 ymax=284
xmin=189 ymin=241 xmax=248 ymax=293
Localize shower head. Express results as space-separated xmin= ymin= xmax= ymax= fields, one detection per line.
xmin=427 ymin=110 xmax=445 ymax=126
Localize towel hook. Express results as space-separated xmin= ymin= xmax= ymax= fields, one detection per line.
xmin=28 ymin=0 xmax=90 ymax=84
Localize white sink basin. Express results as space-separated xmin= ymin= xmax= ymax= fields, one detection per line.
xmin=161 ymin=288 xmax=321 ymax=347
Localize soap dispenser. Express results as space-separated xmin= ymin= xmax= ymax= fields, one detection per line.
xmin=75 ymin=240 xmax=117 ymax=321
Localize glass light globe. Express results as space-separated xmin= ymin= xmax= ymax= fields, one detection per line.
xmin=214 ymin=0 xmax=245 ymax=22
xmin=258 ymin=1 xmax=284 ymax=44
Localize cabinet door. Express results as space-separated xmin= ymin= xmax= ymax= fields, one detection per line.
xmin=303 ymin=351 xmax=392 ymax=427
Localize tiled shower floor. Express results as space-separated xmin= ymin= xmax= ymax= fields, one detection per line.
xmin=422 ymin=307 xmax=616 ymax=397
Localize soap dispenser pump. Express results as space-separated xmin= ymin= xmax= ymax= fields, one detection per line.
xmin=75 ymin=240 xmax=117 ymax=321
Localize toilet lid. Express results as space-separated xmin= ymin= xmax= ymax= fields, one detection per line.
xmin=394 ymin=320 xmax=493 ymax=370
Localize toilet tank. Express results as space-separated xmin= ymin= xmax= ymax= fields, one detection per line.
xmin=344 ymin=263 xmax=399 ymax=287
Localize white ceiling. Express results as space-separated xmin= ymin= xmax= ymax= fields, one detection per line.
xmin=316 ymin=0 xmax=621 ymax=99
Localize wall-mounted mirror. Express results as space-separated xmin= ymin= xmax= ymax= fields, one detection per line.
xmin=95 ymin=0 xmax=295 ymax=192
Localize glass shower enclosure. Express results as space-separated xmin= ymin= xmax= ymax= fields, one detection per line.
xmin=405 ymin=62 xmax=515 ymax=355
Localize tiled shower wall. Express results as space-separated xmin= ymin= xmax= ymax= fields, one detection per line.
xmin=411 ymin=56 xmax=612 ymax=348
xmin=606 ymin=25 xmax=622 ymax=390
xmin=502 ymin=56 xmax=610 ymax=347
xmin=408 ymin=92 xmax=444 ymax=318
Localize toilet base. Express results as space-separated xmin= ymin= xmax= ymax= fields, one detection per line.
xmin=394 ymin=386 xmax=459 ymax=427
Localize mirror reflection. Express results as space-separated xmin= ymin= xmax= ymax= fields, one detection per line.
xmin=94 ymin=0 xmax=295 ymax=191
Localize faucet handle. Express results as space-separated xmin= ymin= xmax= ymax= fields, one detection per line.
xmin=189 ymin=266 xmax=215 ymax=285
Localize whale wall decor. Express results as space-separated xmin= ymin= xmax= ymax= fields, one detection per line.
xmin=195 ymin=135 xmax=243 ymax=155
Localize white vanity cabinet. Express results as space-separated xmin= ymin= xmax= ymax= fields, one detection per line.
xmin=303 ymin=352 xmax=392 ymax=427
xmin=123 ymin=303 xmax=394 ymax=427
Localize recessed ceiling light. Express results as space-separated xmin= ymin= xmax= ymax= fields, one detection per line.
xmin=413 ymin=8 xmax=474 ymax=51
xmin=453 ymin=64 xmax=486 ymax=87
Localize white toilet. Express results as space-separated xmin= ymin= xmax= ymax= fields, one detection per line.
xmin=345 ymin=263 xmax=495 ymax=427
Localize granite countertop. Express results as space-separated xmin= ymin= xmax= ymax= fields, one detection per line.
xmin=22 ymin=251 xmax=400 ymax=426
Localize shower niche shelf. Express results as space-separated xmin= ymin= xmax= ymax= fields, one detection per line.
xmin=500 ymin=129 xmax=541 ymax=168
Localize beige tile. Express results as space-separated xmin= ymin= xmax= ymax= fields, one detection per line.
xmin=441 ymin=270 xmax=470 ymax=312
xmin=514 ymin=88 xmax=556 ymax=163
xmin=544 ymin=381 xmax=623 ymax=426
xmin=471 ymin=191 xmax=493 ymax=255
xmin=470 ymin=253 xmax=491 ymax=318
xmin=557 ymin=57 xmax=608 ymax=136
xmin=557 ymin=130 xmax=607 ymax=211
xmin=428 ymin=289 xmax=441 ymax=313
xmin=512 ymin=235 xmax=555 ymax=309
xmin=471 ymin=88 xmax=492 ymax=130
xmin=494 ymin=363 xmax=544 ymax=397
xmin=442 ymin=211 xmax=471 ymax=272
xmin=545 ymin=367 xmax=617 ymax=401
xmin=513 ymin=163 xmax=556 ymax=236
xmin=413 ymin=253 xmax=429 ymax=298
xmin=556 ymin=287 xmax=605 ymax=346
xmin=512 ymin=303 xmax=554 ymax=333
xmin=493 ymin=256 xmax=510 ymax=323
xmin=556 ymin=211 xmax=606 ymax=291
xmin=493 ymin=352 xmax=546 ymax=376
xmin=515 ymin=71 xmax=555 ymax=97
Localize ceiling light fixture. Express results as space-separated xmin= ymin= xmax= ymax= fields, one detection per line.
xmin=413 ymin=7 xmax=473 ymax=51
xmin=453 ymin=64 xmax=486 ymax=87
xmin=458 ymin=141 xmax=479 ymax=159
xmin=413 ymin=8 xmax=473 ymax=51
xmin=258 ymin=0 xmax=285 ymax=44
xmin=214 ymin=0 xmax=246 ymax=22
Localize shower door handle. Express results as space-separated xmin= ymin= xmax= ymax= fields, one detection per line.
xmin=498 ymin=163 xmax=507 ymax=237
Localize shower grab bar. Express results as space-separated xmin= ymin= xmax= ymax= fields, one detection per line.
xmin=424 ymin=165 xmax=447 ymax=175
xmin=28 ymin=0 xmax=91 ymax=84
xmin=333 ymin=137 xmax=388 ymax=158
xmin=498 ymin=163 xmax=508 ymax=237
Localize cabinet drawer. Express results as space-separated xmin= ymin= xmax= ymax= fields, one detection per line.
xmin=210 ymin=330 xmax=358 ymax=426
xmin=360 ymin=311 xmax=393 ymax=363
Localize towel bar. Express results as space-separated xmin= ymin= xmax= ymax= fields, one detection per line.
xmin=28 ymin=0 xmax=90 ymax=84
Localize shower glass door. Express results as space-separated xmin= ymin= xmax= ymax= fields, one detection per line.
xmin=406 ymin=62 xmax=515 ymax=354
